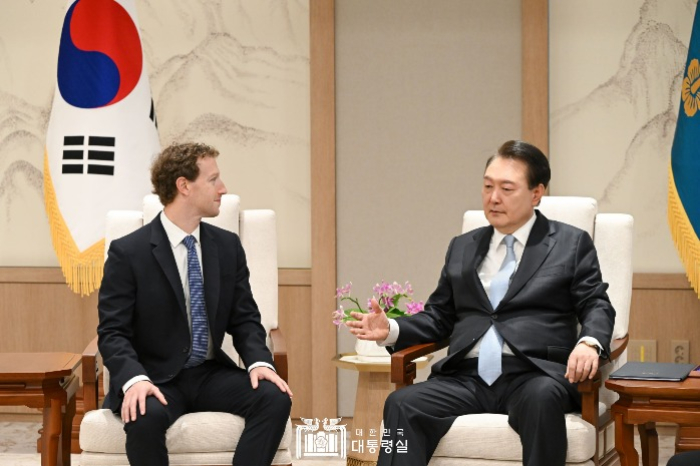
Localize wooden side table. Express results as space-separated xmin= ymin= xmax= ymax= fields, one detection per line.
xmin=606 ymin=376 xmax=700 ymax=466
xmin=333 ymin=353 xmax=431 ymax=466
xmin=0 ymin=352 xmax=81 ymax=466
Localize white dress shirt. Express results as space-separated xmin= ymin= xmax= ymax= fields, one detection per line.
xmin=379 ymin=212 xmax=601 ymax=358
xmin=122 ymin=211 xmax=273 ymax=393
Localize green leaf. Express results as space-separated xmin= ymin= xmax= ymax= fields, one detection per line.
xmin=385 ymin=309 xmax=405 ymax=319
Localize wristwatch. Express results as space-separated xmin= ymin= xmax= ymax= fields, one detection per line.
xmin=580 ymin=340 xmax=601 ymax=354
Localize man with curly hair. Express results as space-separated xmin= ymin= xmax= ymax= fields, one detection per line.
xmin=98 ymin=142 xmax=292 ymax=466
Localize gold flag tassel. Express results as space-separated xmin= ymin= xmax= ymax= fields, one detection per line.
xmin=43 ymin=151 xmax=105 ymax=296
xmin=668 ymin=163 xmax=700 ymax=298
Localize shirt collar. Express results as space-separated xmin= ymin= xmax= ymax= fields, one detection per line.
xmin=491 ymin=211 xmax=537 ymax=249
xmin=160 ymin=211 xmax=201 ymax=248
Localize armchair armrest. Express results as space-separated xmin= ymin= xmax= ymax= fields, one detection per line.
xmin=391 ymin=340 xmax=449 ymax=388
xmin=606 ymin=334 xmax=629 ymax=363
xmin=577 ymin=334 xmax=629 ymax=428
xmin=390 ymin=335 xmax=630 ymax=425
xmin=270 ymin=328 xmax=288 ymax=383
xmin=577 ymin=372 xmax=602 ymax=428
xmin=82 ymin=336 xmax=102 ymax=412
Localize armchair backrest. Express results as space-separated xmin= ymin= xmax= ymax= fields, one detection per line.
xmin=462 ymin=195 xmax=633 ymax=343
xmin=102 ymin=194 xmax=278 ymax=392
xmin=463 ymin=196 xmax=634 ymax=410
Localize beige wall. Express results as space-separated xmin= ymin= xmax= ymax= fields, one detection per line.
xmin=335 ymin=0 xmax=522 ymax=417
xmin=549 ymin=0 xmax=692 ymax=273
xmin=0 ymin=0 xmax=311 ymax=268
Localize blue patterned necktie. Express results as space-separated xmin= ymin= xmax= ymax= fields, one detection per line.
xmin=478 ymin=234 xmax=516 ymax=385
xmin=183 ymin=235 xmax=208 ymax=368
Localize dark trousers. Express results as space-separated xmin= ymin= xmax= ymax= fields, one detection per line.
xmin=378 ymin=356 xmax=578 ymax=466
xmin=118 ymin=360 xmax=291 ymax=466
xmin=668 ymin=451 xmax=700 ymax=466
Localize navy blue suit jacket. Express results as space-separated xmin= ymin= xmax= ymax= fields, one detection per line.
xmin=97 ymin=214 xmax=273 ymax=410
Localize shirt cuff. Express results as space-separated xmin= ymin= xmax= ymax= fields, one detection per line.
xmin=247 ymin=362 xmax=276 ymax=373
xmin=577 ymin=336 xmax=603 ymax=356
xmin=378 ymin=319 xmax=399 ymax=347
xmin=123 ymin=375 xmax=151 ymax=394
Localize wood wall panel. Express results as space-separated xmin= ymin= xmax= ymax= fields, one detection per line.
xmin=0 ymin=268 xmax=98 ymax=414
xmin=278 ymin=269 xmax=312 ymax=419
xmin=0 ymin=267 xmax=313 ymax=415
xmin=522 ymin=0 xmax=549 ymax=154
xmin=0 ymin=269 xmax=98 ymax=354
xmin=310 ymin=0 xmax=337 ymax=418
xmin=3 ymin=268 xmax=699 ymax=416
xmin=630 ymin=273 xmax=700 ymax=364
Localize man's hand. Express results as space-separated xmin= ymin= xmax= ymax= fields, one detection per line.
xmin=121 ymin=380 xmax=167 ymax=423
xmin=345 ymin=298 xmax=390 ymax=342
xmin=565 ymin=343 xmax=600 ymax=383
xmin=250 ymin=366 xmax=293 ymax=397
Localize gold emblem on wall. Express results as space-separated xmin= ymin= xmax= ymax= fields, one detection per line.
xmin=682 ymin=58 xmax=700 ymax=117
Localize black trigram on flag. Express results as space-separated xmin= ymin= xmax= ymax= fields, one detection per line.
xmin=62 ymin=136 xmax=116 ymax=175
xmin=150 ymin=98 xmax=158 ymax=129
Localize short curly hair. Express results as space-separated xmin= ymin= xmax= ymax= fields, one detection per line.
xmin=151 ymin=142 xmax=220 ymax=206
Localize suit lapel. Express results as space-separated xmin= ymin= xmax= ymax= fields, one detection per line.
xmin=200 ymin=223 xmax=220 ymax=325
xmin=151 ymin=215 xmax=187 ymax=319
xmin=500 ymin=211 xmax=556 ymax=304
xmin=461 ymin=226 xmax=493 ymax=311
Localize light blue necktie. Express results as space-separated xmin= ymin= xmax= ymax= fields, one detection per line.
xmin=183 ymin=235 xmax=209 ymax=368
xmin=478 ymin=234 xmax=516 ymax=385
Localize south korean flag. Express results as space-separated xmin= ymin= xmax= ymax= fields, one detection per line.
xmin=44 ymin=0 xmax=160 ymax=295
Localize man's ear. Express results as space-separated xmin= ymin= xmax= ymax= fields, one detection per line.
xmin=532 ymin=183 xmax=545 ymax=206
xmin=175 ymin=176 xmax=189 ymax=196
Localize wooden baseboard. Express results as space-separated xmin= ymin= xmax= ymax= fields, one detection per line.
xmin=631 ymin=273 xmax=700 ymax=364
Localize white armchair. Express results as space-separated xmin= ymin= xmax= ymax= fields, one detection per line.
xmin=78 ymin=194 xmax=292 ymax=466
xmin=391 ymin=196 xmax=633 ymax=466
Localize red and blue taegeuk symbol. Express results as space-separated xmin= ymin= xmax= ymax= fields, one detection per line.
xmin=57 ymin=0 xmax=143 ymax=109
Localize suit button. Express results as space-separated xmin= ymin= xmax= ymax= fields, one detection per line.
xmin=183 ymin=346 xmax=189 ymax=353
xmin=167 ymin=374 xmax=175 ymax=378
xmin=492 ymin=314 xmax=499 ymax=320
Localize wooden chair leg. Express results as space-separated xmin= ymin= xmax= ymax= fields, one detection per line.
xmin=637 ymin=422 xmax=658 ymax=466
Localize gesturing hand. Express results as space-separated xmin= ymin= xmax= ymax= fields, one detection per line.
xmin=345 ymin=298 xmax=390 ymax=342
xmin=122 ymin=380 xmax=168 ymax=423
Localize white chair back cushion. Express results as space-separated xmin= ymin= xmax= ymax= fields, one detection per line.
xmin=593 ymin=214 xmax=633 ymax=340
xmin=537 ymin=196 xmax=597 ymax=237
xmin=101 ymin=194 xmax=277 ymax=391
xmin=462 ymin=196 xmax=598 ymax=237
xmin=592 ymin=213 xmax=633 ymax=411
xmin=461 ymin=196 xmax=633 ymax=413
xmin=104 ymin=211 xmax=144 ymax=261
xmin=142 ymin=194 xmax=163 ymax=225
xmin=142 ymin=194 xmax=242 ymax=233
xmin=240 ymin=210 xmax=278 ymax=335
xmin=221 ymin=209 xmax=278 ymax=363
xmin=461 ymin=198 xmax=630 ymax=334
xmin=461 ymin=210 xmax=489 ymax=233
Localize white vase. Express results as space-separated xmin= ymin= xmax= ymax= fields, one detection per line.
xmin=355 ymin=338 xmax=391 ymax=363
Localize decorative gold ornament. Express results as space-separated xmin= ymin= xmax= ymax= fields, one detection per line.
xmin=682 ymin=58 xmax=700 ymax=117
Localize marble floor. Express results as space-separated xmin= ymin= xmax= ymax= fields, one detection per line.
xmin=0 ymin=419 xmax=682 ymax=465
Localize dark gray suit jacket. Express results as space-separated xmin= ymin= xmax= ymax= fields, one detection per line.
xmin=395 ymin=211 xmax=615 ymax=399
xmin=97 ymin=214 xmax=273 ymax=411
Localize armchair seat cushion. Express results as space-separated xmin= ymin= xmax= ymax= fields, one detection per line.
xmin=80 ymin=409 xmax=291 ymax=459
xmin=428 ymin=459 xmax=593 ymax=466
xmin=431 ymin=412 xmax=596 ymax=463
